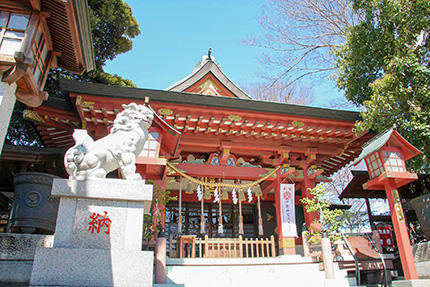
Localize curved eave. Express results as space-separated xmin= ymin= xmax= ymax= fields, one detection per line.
xmin=60 ymin=80 xmax=359 ymax=122
xmin=167 ymin=60 xmax=251 ymax=99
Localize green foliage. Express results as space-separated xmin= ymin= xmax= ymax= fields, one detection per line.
xmin=336 ymin=0 xmax=430 ymax=171
xmin=142 ymin=179 xmax=177 ymax=241
xmin=301 ymin=185 xmax=345 ymax=243
xmin=88 ymin=0 xmax=140 ymax=67
xmin=5 ymin=102 xmax=43 ymax=146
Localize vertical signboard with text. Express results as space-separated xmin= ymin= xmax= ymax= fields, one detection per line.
xmin=280 ymin=183 xmax=297 ymax=237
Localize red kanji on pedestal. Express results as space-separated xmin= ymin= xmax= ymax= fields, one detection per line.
xmin=88 ymin=211 xmax=112 ymax=235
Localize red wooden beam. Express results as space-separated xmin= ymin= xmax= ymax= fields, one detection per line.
xmin=173 ymin=163 xmax=277 ymax=181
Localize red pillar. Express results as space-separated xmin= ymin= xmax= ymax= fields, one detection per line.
xmin=384 ymin=179 xmax=418 ymax=280
xmin=274 ymin=169 xmax=283 ymax=239
xmin=302 ymin=166 xmax=319 ymax=231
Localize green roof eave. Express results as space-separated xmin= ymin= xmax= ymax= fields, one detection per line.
xmin=352 ymin=128 xmax=422 ymax=166
xmin=352 ymin=128 xmax=394 ymax=165
xmin=59 ymin=80 xmax=360 ymax=122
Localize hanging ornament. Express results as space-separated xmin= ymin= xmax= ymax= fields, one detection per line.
xmin=238 ymin=188 xmax=244 ymax=235
xmin=185 ymin=180 xmax=194 ymax=194
xmin=221 ymin=187 xmax=229 ymax=200
xmin=204 ymin=186 xmax=211 ymax=199
xmin=239 ymin=189 xmax=245 ymax=201
xmin=213 ymin=187 xmax=219 ymax=203
xmin=247 ymin=187 xmax=253 ymax=203
xmin=232 ymin=188 xmax=238 ymax=205
xmin=196 ymin=185 xmax=203 ymax=201
xmin=255 ymin=187 xmax=263 ymax=197
xmin=257 ymin=195 xmax=264 ymax=236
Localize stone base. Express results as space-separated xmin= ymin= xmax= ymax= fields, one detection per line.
xmin=392 ymin=279 xmax=430 ymax=287
xmin=30 ymin=247 xmax=153 ymax=287
xmin=51 ymin=178 xmax=152 ymax=251
xmin=0 ymin=233 xmax=53 ymax=285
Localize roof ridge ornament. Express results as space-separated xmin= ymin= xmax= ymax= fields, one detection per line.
xmin=208 ymin=48 xmax=212 ymax=61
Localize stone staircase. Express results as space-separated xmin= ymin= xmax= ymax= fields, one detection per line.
xmin=155 ymin=255 xmax=358 ymax=287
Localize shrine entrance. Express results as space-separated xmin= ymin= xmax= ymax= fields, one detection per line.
xmin=28 ymin=55 xmax=371 ymax=258
xmin=166 ymin=202 xmax=258 ymax=239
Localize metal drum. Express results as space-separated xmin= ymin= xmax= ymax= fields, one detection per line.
xmin=9 ymin=172 xmax=59 ymax=234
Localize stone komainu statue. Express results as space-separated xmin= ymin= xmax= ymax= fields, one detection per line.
xmin=64 ymin=103 xmax=154 ymax=180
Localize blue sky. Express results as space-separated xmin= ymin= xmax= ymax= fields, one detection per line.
xmin=104 ymin=0 xmax=343 ymax=108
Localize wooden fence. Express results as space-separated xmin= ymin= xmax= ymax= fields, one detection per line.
xmin=169 ymin=234 xmax=276 ymax=258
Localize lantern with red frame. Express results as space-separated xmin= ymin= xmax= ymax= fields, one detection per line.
xmin=135 ymin=106 xmax=181 ymax=180
xmin=353 ymin=128 xmax=421 ymax=280
xmin=365 ymin=148 xmax=408 ymax=179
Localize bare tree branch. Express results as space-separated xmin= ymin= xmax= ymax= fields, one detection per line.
xmin=241 ymin=80 xmax=314 ymax=105
xmin=244 ymin=0 xmax=361 ymax=85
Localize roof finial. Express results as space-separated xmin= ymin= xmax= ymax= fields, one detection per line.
xmin=208 ymin=48 xmax=212 ymax=61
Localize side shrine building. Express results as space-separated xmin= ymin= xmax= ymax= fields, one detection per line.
xmin=23 ymin=54 xmax=372 ymax=255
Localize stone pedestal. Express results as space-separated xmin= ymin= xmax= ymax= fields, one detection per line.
xmin=30 ymin=178 xmax=154 ymax=287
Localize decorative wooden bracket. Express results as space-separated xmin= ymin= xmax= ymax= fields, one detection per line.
xmin=2 ymin=52 xmax=33 ymax=85
xmin=16 ymin=90 xmax=48 ymax=107
xmin=302 ymin=148 xmax=318 ymax=168
xmin=219 ymin=141 xmax=232 ymax=165
xmin=261 ymin=167 xmax=298 ymax=195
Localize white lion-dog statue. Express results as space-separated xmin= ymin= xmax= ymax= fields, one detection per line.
xmin=64 ymin=103 xmax=154 ymax=180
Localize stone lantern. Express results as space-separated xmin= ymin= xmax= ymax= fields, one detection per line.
xmin=353 ymin=128 xmax=421 ymax=280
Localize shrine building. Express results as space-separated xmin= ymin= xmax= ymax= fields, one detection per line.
xmin=23 ymin=53 xmax=372 ymax=255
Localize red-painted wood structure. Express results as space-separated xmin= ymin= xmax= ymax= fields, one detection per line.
xmin=353 ymin=128 xmax=421 ymax=280
xmin=26 ymin=54 xmax=374 ymax=254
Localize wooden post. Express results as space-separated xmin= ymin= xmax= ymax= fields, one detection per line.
xmin=239 ymin=235 xmax=243 ymax=258
xmin=384 ymin=179 xmax=418 ymax=280
xmin=256 ymin=238 xmax=260 ymax=257
xmin=200 ymin=184 xmax=205 ymax=234
xmin=271 ymin=235 xmax=276 ymax=257
xmin=204 ymin=235 xmax=209 ymax=258
xmin=245 ymin=238 xmax=249 ymax=257
xmin=218 ymin=188 xmax=223 ymax=234
xmin=257 ymin=195 xmax=264 ymax=236
xmin=238 ymin=189 xmax=244 ymax=235
xmin=198 ymin=238 xmax=202 ymax=258
xmin=169 ymin=233 xmax=173 ymax=258
xmin=178 ymin=178 xmax=182 ymax=234
xmin=191 ymin=237 xmax=196 ymax=258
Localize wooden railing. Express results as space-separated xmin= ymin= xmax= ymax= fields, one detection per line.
xmin=169 ymin=234 xmax=276 ymax=258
